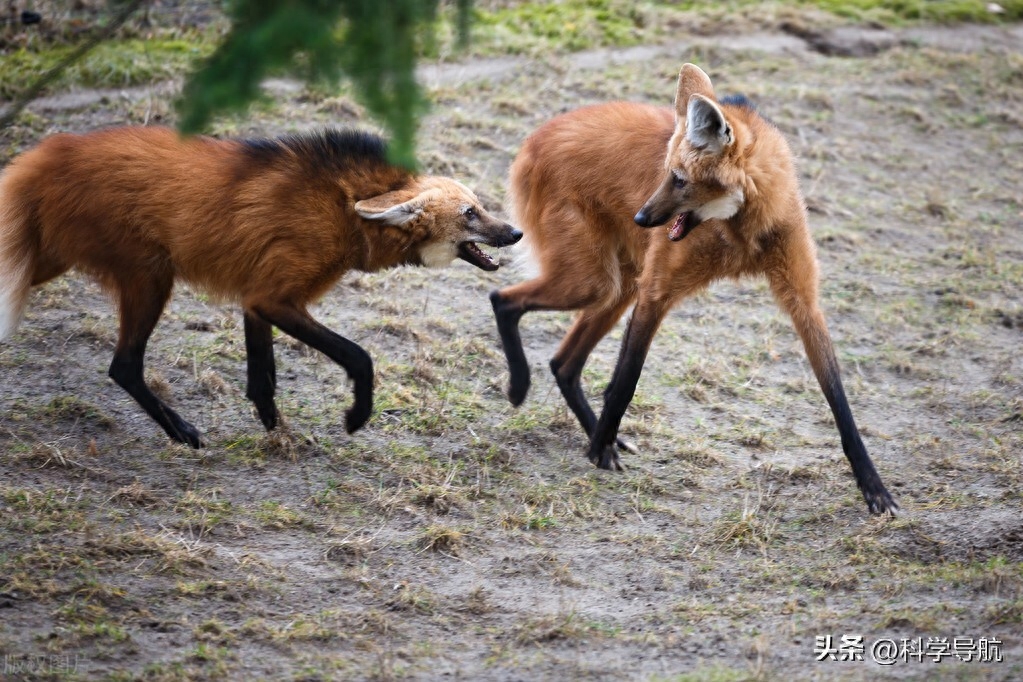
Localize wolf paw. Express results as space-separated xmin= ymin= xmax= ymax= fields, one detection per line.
xmin=588 ymin=444 xmax=625 ymax=472
xmin=255 ymin=403 xmax=280 ymax=432
xmin=507 ymin=373 xmax=530 ymax=407
xmin=345 ymin=404 xmax=372 ymax=434
xmin=171 ymin=421 xmax=204 ymax=449
xmin=863 ymin=485 xmax=899 ymax=516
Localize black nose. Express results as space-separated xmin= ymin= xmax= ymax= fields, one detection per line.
xmin=634 ymin=209 xmax=651 ymax=227
xmin=490 ymin=225 xmax=523 ymax=247
xmin=499 ymin=226 xmax=523 ymax=245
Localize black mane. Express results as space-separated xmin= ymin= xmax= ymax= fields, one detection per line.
xmin=240 ymin=128 xmax=391 ymax=170
xmin=719 ymin=94 xmax=756 ymax=111
xmin=719 ymin=94 xmax=776 ymax=127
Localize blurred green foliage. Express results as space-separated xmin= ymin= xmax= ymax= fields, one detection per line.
xmin=800 ymin=0 xmax=1023 ymax=22
xmin=177 ymin=0 xmax=473 ymax=169
xmin=3 ymin=0 xmax=1020 ymax=164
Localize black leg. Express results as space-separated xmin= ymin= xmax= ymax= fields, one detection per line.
xmin=253 ymin=303 xmax=373 ymax=434
xmin=244 ymin=311 xmax=279 ymax=431
xmin=767 ymin=264 xmax=897 ymax=514
xmin=490 ymin=289 xmax=530 ymax=406
xmin=819 ymin=367 xmax=897 ymax=514
xmin=548 ymin=299 xmax=636 ymax=452
xmin=551 ymin=355 xmax=597 ymax=432
xmin=587 ymin=299 xmax=668 ymax=470
xmin=109 ymin=274 xmax=202 ymax=447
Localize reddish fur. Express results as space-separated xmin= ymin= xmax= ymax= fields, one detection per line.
xmin=492 ymin=65 xmax=895 ymax=514
xmin=0 ymin=125 xmax=518 ymax=444
xmin=506 ymin=103 xmax=671 ymax=311
xmin=508 ymin=102 xmax=810 ymax=312
xmin=2 ymin=128 xmax=448 ymax=310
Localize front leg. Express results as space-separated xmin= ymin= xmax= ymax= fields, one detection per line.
xmin=588 ymin=296 xmax=671 ymax=470
xmin=799 ymin=315 xmax=896 ymax=514
xmin=767 ymin=260 xmax=897 ymax=515
xmin=252 ymin=302 xmax=374 ymax=434
xmin=244 ymin=311 xmax=280 ymax=431
xmin=549 ymin=298 xmax=638 ymax=454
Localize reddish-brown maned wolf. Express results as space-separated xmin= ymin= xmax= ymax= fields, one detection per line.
xmin=0 ymin=127 xmax=521 ymax=447
xmin=490 ymin=64 xmax=896 ymax=514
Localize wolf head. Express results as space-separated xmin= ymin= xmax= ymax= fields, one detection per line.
xmin=634 ymin=64 xmax=763 ymax=241
xmin=355 ymin=177 xmax=522 ymax=271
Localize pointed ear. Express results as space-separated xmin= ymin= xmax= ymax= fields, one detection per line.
xmin=674 ymin=63 xmax=715 ymax=122
xmin=355 ymin=188 xmax=440 ymax=226
xmin=686 ymin=94 xmax=733 ymax=154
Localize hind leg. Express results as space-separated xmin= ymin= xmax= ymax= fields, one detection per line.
xmin=490 ymin=287 xmax=532 ymax=407
xmin=550 ymin=297 xmax=636 ymax=450
xmin=108 ymin=272 xmax=202 ymax=447
xmin=244 ymin=311 xmax=279 ymax=431
xmin=490 ymin=273 xmax=609 ymax=407
xmin=491 ymin=281 xmax=604 ymax=408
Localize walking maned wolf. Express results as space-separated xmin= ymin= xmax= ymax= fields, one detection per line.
xmin=490 ymin=64 xmax=896 ymax=514
xmin=0 ymin=126 xmax=521 ymax=446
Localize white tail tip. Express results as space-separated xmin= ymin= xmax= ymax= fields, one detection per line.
xmin=0 ymin=200 xmax=33 ymax=341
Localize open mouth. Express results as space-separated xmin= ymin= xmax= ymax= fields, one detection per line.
xmin=667 ymin=212 xmax=701 ymax=241
xmin=458 ymin=241 xmax=499 ymax=271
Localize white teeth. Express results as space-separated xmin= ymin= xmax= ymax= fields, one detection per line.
xmin=463 ymin=242 xmax=494 ymax=263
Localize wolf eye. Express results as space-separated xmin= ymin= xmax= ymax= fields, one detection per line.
xmin=673 ymin=174 xmax=687 ymax=189
xmin=464 ymin=207 xmax=478 ymax=221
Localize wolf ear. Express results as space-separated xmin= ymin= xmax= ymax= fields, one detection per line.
xmin=355 ymin=188 xmax=440 ymax=226
xmin=674 ymin=63 xmax=716 ymax=122
xmin=685 ymin=94 xmax=733 ymax=154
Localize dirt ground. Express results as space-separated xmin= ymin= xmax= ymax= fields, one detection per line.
xmin=1 ymin=10 xmax=1022 ymax=682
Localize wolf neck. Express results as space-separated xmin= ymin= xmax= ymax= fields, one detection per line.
xmin=724 ymin=174 xmax=804 ymax=256
xmin=357 ymin=222 xmax=423 ymax=272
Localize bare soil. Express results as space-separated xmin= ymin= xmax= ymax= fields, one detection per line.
xmin=1 ymin=14 xmax=1022 ymax=682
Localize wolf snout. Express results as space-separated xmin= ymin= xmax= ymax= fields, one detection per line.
xmin=634 ymin=208 xmax=659 ymax=227
xmin=494 ymin=226 xmax=523 ymax=247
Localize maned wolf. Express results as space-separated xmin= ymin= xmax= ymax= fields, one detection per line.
xmin=490 ymin=64 xmax=895 ymax=514
xmin=0 ymin=126 xmax=521 ymax=446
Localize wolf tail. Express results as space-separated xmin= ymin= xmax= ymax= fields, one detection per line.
xmin=0 ymin=170 xmax=36 ymax=341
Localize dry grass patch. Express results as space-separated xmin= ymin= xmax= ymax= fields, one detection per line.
xmin=253 ymin=500 xmax=314 ymax=530
xmin=324 ymin=535 xmax=377 ymax=566
xmin=510 ymin=610 xmax=620 ymax=647
xmin=108 ymin=480 xmax=162 ymax=508
xmin=173 ymin=488 xmax=234 ymax=537
xmin=386 ymin=583 xmax=438 ymax=615
xmin=710 ymin=495 xmax=779 ymax=553
xmin=82 ymin=529 xmax=212 ymax=574
xmin=418 ymin=524 xmax=468 ymax=555
xmin=11 ymin=437 xmax=103 ymax=471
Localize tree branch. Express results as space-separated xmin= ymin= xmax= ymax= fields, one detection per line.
xmin=0 ymin=0 xmax=149 ymax=130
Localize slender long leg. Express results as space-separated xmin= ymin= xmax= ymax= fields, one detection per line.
xmin=108 ymin=273 xmax=202 ymax=447
xmin=490 ymin=289 xmax=531 ymax=406
xmin=251 ymin=302 xmax=373 ymax=434
xmin=490 ymin=279 xmax=602 ymax=407
xmin=584 ymin=230 xmax=732 ymax=470
xmin=243 ymin=311 xmax=279 ymax=431
xmin=549 ymin=297 xmax=636 ymax=448
xmin=767 ymin=265 xmax=897 ymax=514
xmin=587 ymin=294 xmax=673 ymax=470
